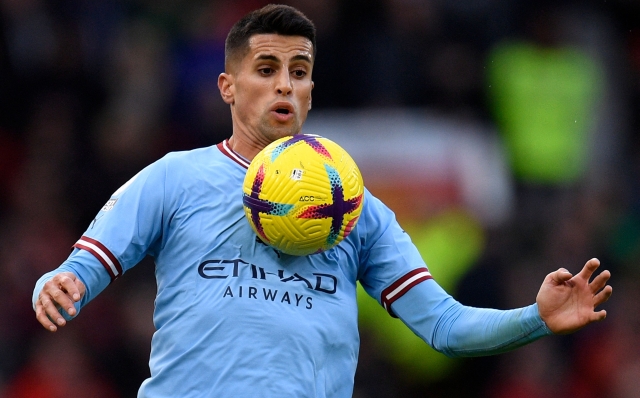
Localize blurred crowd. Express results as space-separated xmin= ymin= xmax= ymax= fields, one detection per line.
xmin=1 ymin=0 xmax=640 ymax=397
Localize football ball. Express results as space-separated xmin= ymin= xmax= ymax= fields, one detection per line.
xmin=242 ymin=134 xmax=364 ymax=256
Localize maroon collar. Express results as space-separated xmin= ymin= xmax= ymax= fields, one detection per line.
xmin=217 ymin=139 xmax=250 ymax=169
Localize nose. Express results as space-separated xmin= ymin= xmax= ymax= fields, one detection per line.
xmin=275 ymin=71 xmax=292 ymax=96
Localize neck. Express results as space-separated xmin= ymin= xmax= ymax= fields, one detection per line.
xmin=227 ymin=135 xmax=264 ymax=161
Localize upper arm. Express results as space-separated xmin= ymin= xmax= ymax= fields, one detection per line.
xmin=76 ymin=157 xmax=169 ymax=282
xmin=356 ymin=191 xmax=433 ymax=316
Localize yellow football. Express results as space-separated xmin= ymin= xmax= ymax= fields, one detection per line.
xmin=242 ymin=134 xmax=364 ymax=256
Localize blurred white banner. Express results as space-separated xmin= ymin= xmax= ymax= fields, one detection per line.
xmin=303 ymin=109 xmax=514 ymax=227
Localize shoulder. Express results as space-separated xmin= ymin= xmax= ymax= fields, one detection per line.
xmin=111 ymin=145 xmax=232 ymax=199
xmin=343 ymin=188 xmax=398 ymax=252
xmin=154 ymin=145 xmax=236 ymax=177
xmin=358 ymin=188 xmax=395 ymax=230
xmin=160 ymin=145 xmax=221 ymax=166
xmin=155 ymin=145 xmax=246 ymax=197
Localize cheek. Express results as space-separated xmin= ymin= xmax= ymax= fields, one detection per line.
xmin=295 ymin=84 xmax=313 ymax=103
xmin=235 ymin=88 xmax=266 ymax=117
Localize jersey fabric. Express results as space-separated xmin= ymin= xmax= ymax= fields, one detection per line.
xmin=34 ymin=139 xmax=552 ymax=398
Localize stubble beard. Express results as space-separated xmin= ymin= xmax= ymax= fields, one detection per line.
xmin=259 ymin=114 xmax=302 ymax=143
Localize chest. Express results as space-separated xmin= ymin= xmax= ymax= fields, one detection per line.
xmin=155 ymin=178 xmax=361 ymax=343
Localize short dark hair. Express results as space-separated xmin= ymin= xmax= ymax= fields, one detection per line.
xmin=225 ymin=4 xmax=316 ymax=70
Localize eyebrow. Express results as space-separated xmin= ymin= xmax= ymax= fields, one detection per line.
xmin=255 ymin=54 xmax=312 ymax=64
xmin=256 ymin=54 xmax=279 ymax=62
xmin=291 ymin=54 xmax=313 ymax=63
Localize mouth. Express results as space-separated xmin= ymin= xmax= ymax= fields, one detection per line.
xmin=270 ymin=102 xmax=295 ymax=121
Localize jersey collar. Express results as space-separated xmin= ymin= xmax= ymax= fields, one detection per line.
xmin=217 ymin=139 xmax=250 ymax=169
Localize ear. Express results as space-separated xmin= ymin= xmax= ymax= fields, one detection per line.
xmin=218 ymin=73 xmax=235 ymax=105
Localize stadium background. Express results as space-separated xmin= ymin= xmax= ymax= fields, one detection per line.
xmin=1 ymin=0 xmax=639 ymax=396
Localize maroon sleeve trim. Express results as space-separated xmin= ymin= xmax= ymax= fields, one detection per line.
xmin=381 ymin=268 xmax=432 ymax=318
xmin=73 ymin=236 xmax=123 ymax=281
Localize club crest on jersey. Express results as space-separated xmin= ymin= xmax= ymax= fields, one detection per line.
xmin=101 ymin=198 xmax=118 ymax=211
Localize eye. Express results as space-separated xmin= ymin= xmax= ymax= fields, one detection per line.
xmin=292 ymin=69 xmax=307 ymax=78
xmin=259 ymin=67 xmax=274 ymax=76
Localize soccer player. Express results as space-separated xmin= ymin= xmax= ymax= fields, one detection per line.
xmin=33 ymin=4 xmax=612 ymax=397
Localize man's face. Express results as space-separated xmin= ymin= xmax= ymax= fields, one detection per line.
xmin=219 ymin=34 xmax=314 ymax=148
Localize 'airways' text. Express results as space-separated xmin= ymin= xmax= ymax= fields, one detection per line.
xmin=221 ymin=285 xmax=313 ymax=309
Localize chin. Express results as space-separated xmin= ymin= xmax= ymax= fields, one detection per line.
xmin=265 ymin=126 xmax=301 ymax=141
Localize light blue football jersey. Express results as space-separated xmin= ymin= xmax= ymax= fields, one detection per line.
xmin=33 ymin=139 xmax=551 ymax=398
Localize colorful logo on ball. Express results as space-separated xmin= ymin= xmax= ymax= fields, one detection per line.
xmin=270 ymin=134 xmax=333 ymax=163
xmin=242 ymin=163 xmax=294 ymax=242
xmin=297 ymin=163 xmax=363 ymax=247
